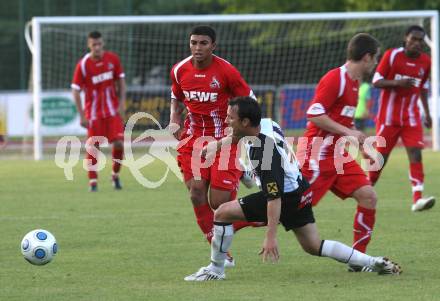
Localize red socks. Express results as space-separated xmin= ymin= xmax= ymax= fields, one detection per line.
xmin=86 ymin=149 xmax=98 ymax=184
xmin=193 ymin=202 xmax=262 ymax=244
xmin=409 ymin=162 xmax=424 ymax=203
xmin=352 ymin=206 xmax=376 ymax=253
xmin=112 ymin=146 xmax=123 ymax=175
xmin=193 ymin=203 xmax=214 ymax=243
xmin=86 ymin=145 xmax=123 ymax=184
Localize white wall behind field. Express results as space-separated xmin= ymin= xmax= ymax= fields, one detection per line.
xmin=0 ymin=91 xmax=86 ymax=137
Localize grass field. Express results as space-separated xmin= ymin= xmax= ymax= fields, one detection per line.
xmin=1 ymin=148 xmax=439 ymax=301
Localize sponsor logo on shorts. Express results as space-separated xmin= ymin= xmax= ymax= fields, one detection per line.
xmin=266 ymin=182 xmax=279 ymax=196
xmin=223 ymin=179 xmax=232 ymax=185
xmin=299 ymin=190 xmax=313 ymax=209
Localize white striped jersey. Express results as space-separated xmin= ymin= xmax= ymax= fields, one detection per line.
xmin=247 ymin=118 xmax=302 ymax=199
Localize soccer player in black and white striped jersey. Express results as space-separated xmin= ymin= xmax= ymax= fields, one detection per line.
xmin=184 ymin=97 xmax=401 ymax=281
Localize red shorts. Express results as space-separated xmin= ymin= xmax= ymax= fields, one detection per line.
xmin=376 ymin=123 xmax=424 ymax=154
xmin=88 ymin=116 xmax=124 ymax=143
xmin=177 ymin=135 xmax=242 ymax=194
xmin=302 ymin=159 xmax=371 ymax=206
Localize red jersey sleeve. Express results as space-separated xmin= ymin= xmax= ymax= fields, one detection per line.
xmin=306 ymin=70 xmax=340 ymax=118
xmin=113 ymin=54 xmax=125 ymax=79
xmin=170 ymin=66 xmax=185 ymax=102
xmin=226 ymin=65 xmax=254 ymax=98
xmin=373 ymin=49 xmax=392 ymax=83
xmin=71 ymin=61 xmax=84 ymax=91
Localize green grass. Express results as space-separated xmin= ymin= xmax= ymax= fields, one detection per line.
xmin=1 ymin=148 xmax=439 ymax=301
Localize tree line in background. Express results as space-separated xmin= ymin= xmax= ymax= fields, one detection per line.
xmin=0 ymin=0 xmax=438 ymax=90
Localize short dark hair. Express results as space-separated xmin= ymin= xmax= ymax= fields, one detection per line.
xmin=88 ymin=31 xmax=102 ymax=39
xmin=190 ymin=25 xmax=216 ymax=43
xmin=229 ymin=97 xmax=261 ymax=127
xmin=405 ymin=25 xmax=425 ymax=37
xmin=347 ymin=33 xmax=380 ymax=62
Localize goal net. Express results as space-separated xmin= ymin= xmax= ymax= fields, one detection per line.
xmin=26 ymin=12 xmax=439 ymax=159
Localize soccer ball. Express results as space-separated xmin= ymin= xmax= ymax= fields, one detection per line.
xmin=21 ymin=229 xmax=57 ymax=265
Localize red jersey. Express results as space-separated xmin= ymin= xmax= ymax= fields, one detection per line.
xmin=298 ymin=65 xmax=359 ymax=166
xmin=171 ymin=55 xmax=254 ymax=138
xmin=71 ymin=51 xmax=125 ymax=120
xmin=373 ymin=47 xmax=430 ymax=126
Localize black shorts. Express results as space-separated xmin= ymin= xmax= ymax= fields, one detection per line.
xmin=238 ymin=187 xmax=315 ymax=231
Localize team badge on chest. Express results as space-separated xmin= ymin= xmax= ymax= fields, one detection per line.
xmin=210 ymin=76 xmax=220 ymax=89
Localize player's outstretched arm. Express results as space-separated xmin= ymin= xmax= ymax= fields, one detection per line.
xmin=373 ymin=78 xmax=415 ymax=89
xmin=259 ymin=197 xmax=281 ymax=263
xmin=308 ymin=114 xmax=366 ymax=144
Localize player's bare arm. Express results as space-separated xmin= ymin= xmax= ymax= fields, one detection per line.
xmin=308 ymin=114 xmax=366 ymax=144
xmin=72 ymin=88 xmax=88 ymax=128
xmin=200 ymin=134 xmax=241 ymax=159
xmin=116 ymin=77 xmax=126 ymax=118
xmin=420 ymin=89 xmax=432 ymax=128
xmin=373 ymin=78 xmax=415 ymax=89
xmin=169 ymin=98 xmax=185 ymax=139
xmin=259 ymin=197 xmax=281 ymax=263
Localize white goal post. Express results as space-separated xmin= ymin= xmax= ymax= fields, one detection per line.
xmin=26 ymin=11 xmax=439 ymax=160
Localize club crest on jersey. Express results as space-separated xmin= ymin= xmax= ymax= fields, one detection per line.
xmin=419 ymin=68 xmax=425 ymax=78
xmin=210 ymin=76 xmax=220 ymax=89
xmin=108 ymin=62 xmax=114 ymax=70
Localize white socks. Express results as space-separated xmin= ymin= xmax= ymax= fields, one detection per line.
xmin=320 ymin=240 xmax=375 ymax=267
xmin=208 ymin=222 xmax=234 ymax=274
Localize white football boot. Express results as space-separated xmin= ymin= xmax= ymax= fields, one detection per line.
xmin=184 ymin=266 xmax=225 ymax=281
xmin=411 ymin=196 xmax=435 ymax=212
xmin=368 ymin=257 xmax=402 ymax=275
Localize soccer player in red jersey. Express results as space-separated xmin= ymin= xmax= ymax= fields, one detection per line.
xmin=71 ymin=31 xmax=126 ymax=192
xmin=168 ymin=26 xmax=257 ymax=266
xmin=369 ymin=25 xmax=435 ymax=212
xmin=296 ymin=33 xmax=381 ymax=271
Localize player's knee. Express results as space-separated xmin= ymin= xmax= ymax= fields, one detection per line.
xmin=213 ymin=203 xmax=231 ymax=222
xmin=113 ymin=140 xmax=123 ymax=150
xmin=189 ymin=184 xmax=207 ymax=206
xmin=357 ymin=188 xmax=377 ymax=208
xmin=408 ymin=148 xmax=422 ymax=162
xmin=190 ymin=190 xmax=205 ymax=206
xmin=210 ymin=195 xmax=230 ymax=210
xmin=301 ymin=242 xmax=320 ymax=256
